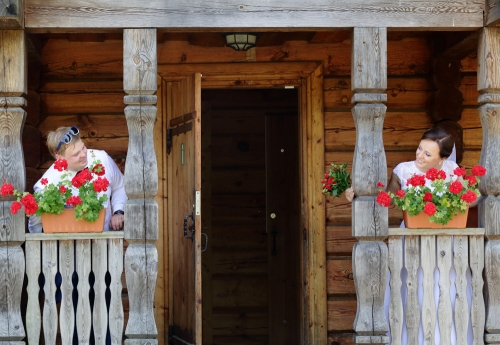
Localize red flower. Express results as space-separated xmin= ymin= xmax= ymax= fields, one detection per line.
xmin=377 ymin=182 xmax=385 ymax=188
xmin=41 ymin=178 xmax=48 ymax=185
xmin=449 ymin=181 xmax=463 ymax=194
xmin=376 ymin=191 xmax=391 ymax=207
xmin=54 ymin=159 xmax=68 ymax=172
xmin=10 ymin=201 xmax=22 ymax=214
xmin=437 ymin=170 xmax=447 ymax=180
xmin=92 ymin=164 xmax=105 ymax=176
xmin=407 ymin=175 xmax=426 ymax=187
xmin=464 ymin=175 xmax=478 ymax=186
xmin=71 ymin=168 xmax=92 ymax=188
xmin=67 ymin=196 xmax=82 ymax=207
xmin=21 ymin=194 xmax=38 ymax=215
xmin=425 ymin=168 xmax=438 ymax=181
xmin=461 ymin=190 xmax=477 ymax=203
xmin=472 ymin=165 xmax=486 ymax=177
xmin=93 ymin=177 xmax=110 ymax=193
xmin=423 ymin=192 xmax=433 ymax=202
xmin=59 ymin=186 xmax=67 ymax=194
xmin=454 ymin=167 xmax=466 ymax=177
xmin=1 ymin=182 xmax=14 ymax=197
xmin=423 ymin=202 xmax=437 ymax=216
xmin=396 ymin=190 xmax=405 ymax=198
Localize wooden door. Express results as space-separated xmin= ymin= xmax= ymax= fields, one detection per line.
xmin=266 ymin=112 xmax=301 ymax=345
xmin=166 ymin=73 xmax=202 ymax=344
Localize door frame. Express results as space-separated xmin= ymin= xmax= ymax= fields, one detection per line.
xmin=157 ymin=61 xmax=327 ymax=344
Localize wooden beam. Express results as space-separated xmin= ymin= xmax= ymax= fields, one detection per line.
xmin=0 ymin=0 xmax=23 ymax=29
xmin=486 ymin=0 xmax=500 ymax=26
xmin=436 ymin=31 xmax=479 ymax=60
xmin=25 ymin=0 xmax=483 ymax=31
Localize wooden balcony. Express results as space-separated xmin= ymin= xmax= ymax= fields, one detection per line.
xmin=24 ymin=231 xmax=125 ymax=344
xmin=387 ymin=228 xmax=485 ymax=345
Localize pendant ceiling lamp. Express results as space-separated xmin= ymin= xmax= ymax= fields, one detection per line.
xmin=224 ymin=33 xmax=259 ymax=51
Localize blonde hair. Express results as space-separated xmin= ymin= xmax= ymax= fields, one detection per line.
xmin=46 ymin=126 xmax=82 ymax=159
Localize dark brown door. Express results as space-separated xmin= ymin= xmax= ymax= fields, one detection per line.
xmin=167 ymin=73 xmax=202 ymax=344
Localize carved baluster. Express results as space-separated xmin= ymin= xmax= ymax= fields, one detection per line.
xmin=351 ymin=27 xmax=389 ymax=345
xmin=478 ymin=26 xmax=500 ymax=345
xmin=123 ymin=28 xmax=159 ymax=343
xmin=0 ymin=29 xmax=26 ymax=343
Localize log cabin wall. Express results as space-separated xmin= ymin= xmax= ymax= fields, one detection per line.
xmin=30 ymin=31 xmax=481 ymax=344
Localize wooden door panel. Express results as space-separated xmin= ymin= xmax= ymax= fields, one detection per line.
xmin=167 ymin=73 xmax=202 ymax=344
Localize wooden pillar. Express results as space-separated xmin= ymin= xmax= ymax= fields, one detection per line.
xmin=123 ymin=28 xmax=159 ymax=343
xmin=0 ymin=29 xmax=27 ymax=343
xmin=351 ymin=27 xmax=390 ymax=345
xmin=478 ymin=27 xmax=500 ymax=345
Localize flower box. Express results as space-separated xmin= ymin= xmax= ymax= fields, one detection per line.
xmin=42 ymin=209 xmax=105 ymax=233
xmin=403 ymin=208 xmax=468 ymax=229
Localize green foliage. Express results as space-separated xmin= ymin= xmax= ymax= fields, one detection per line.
xmin=321 ymin=163 xmax=351 ymax=198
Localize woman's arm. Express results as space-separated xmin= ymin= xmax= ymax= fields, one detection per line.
xmin=386 ymin=172 xmax=402 ymax=195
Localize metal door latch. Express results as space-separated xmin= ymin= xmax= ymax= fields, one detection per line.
xmin=183 ymin=213 xmax=195 ymax=241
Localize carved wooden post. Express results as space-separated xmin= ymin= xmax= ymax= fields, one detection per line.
xmin=478 ymin=27 xmax=500 ymax=345
xmin=351 ymin=27 xmax=390 ymax=345
xmin=0 ymin=29 xmax=27 ymax=343
xmin=123 ymin=28 xmax=159 ymax=343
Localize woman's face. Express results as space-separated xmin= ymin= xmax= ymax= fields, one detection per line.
xmin=56 ymin=139 xmax=88 ymax=172
xmin=415 ymin=139 xmax=444 ymax=172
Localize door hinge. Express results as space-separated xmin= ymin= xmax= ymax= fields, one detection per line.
xmin=195 ymin=191 xmax=201 ymax=216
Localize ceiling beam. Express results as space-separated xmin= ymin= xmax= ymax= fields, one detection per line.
xmin=436 ymin=31 xmax=479 ymax=60
xmin=485 ymin=0 xmax=500 ymax=26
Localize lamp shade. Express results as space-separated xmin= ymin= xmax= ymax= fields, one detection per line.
xmin=225 ymin=33 xmax=258 ymax=51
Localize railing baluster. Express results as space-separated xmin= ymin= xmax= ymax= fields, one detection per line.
xmin=469 ymin=235 xmax=485 ymax=345
xmin=60 ymin=240 xmax=75 ymax=345
xmin=42 ymin=240 xmax=58 ymax=344
xmin=108 ymin=238 xmax=124 ymax=345
xmin=437 ymin=235 xmax=453 ymax=344
xmin=454 ymin=235 xmax=469 ymax=344
xmin=76 ymin=239 xmax=92 ymax=344
xmin=388 ymin=235 xmax=404 ymax=345
xmin=405 ymin=235 xmax=420 ymax=344
xmin=25 ymin=241 xmax=41 ymax=345
xmin=92 ymin=238 xmax=108 ymax=345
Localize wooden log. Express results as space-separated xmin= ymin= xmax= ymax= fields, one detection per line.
xmin=326 ymin=259 xmax=355 ymax=295
xmin=454 ymin=235 xmax=469 ymax=344
xmin=25 ymin=241 xmax=41 ymax=345
xmin=432 ymin=58 xmax=462 ymax=89
xmin=22 ymin=123 xmax=41 ymax=168
xmin=41 ymin=240 xmax=58 ymax=344
xmin=0 ymin=31 xmax=26 ymax=96
xmin=427 ymin=86 xmax=464 ymax=122
xmin=59 ymin=240 xmax=75 ymax=345
xmin=124 ymin=199 xmax=158 ymax=242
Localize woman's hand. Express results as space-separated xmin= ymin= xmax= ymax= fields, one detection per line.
xmin=345 ymin=187 xmax=355 ymax=202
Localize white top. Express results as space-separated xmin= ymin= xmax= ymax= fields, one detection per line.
xmin=28 ymin=149 xmax=128 ymax=233
xmin=393 ymin=160 xmax=459 ymax=190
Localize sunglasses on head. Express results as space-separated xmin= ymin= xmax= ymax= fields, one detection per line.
xmin=56 ymin=126 xmax=79 ymax=152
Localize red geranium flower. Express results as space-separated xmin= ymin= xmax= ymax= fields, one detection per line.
xmin=376 ymin=191 xmax=391 ymax=207
xmin=377 ymin=182 xmax=385 ymax=188
xmin=425 ymin=168 xmax=438 ymax=181
xmin=472 ymin=165 xmax=486 ymax=177
xmin=1 ymin=182 xmax=14 ymax=197
xmin=449 ymin=181 xmax=463 ymax=194
xmin=461 ymin=190 xmax=477 ymax=203
xmin=21 ymin=194 xmax=38 ymax=215
xmin=93 ymin=177 xmax=110 ymax=193
xmin=59 ymin=186 xmax=67 ymax=194
xmin=396 ymin=190 xmax=405 ymax=198
xmin=10 ymin=201 xmax=22 ymax=214
xmin=423 ymin=202 xmax=437 ymax=216
xmin=423 ymin=192 xmax=433 ymax=202
xmin=54 ymin=159 xmax=68 ymax=172
xmin=41 ymin=178 xmax=48 ymax=185
xmin=67 ymin=195 xmax=82 ymax=207
xmin=464 ymin=175 xmax=478 ymax=186
xmin=453 ymin=167 xmax=466 ymax=177
xmin=437 ymin=170 xmax=447 ymax=180
xmin=92 ymin=163 xmax=105 ymax=176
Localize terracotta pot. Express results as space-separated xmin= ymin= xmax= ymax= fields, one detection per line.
xmin=403 ymin=208 xmax=469 ymax=229
xmin=41 ymin=209 xmax=106 ymax=233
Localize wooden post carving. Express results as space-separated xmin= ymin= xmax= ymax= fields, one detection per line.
xmin=478 ymin=27 xmax=500 ymax=345
xmin=0 ymin=29 xmax=26 ymax=343
xmin=351 ymin=27 xmax=389 ymax=345
xmin=123 ymin=28 xmax=159 ymax=343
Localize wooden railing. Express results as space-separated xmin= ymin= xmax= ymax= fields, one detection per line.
xmin=388 ymin=228 xmax=485 ymax=345
xmin=25 ymin=231 xmax=125 ymax=345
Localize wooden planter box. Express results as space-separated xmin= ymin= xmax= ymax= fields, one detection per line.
xmin=403 ymin=208 xmax=469 ymax=229
xmin=41 ymin=209 xmax=106 ymax=233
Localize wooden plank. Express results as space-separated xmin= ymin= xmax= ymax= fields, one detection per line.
xmin=388 ymin=236 xmax=403 ymax=345
xmin=0 ymin=30 xmax=26 ymax=95
xmin=25 ymin=1 xmax=484 ymax=29
xmin=25 ymin=241 xmax=41 ymax=345
xmin=59 ymin=240 xmax=75 ymax=345
xmin=420 ymin=235 xmax=436 ymax=343
xmin=389 ymin=228 xmax=484 ymax=236
xmin=212 ymin=277 xmax=268 ymax=307
xmin=436 ymin=236 xmax=452 ymax=345
xmin=454 ymin=235 xmax=469 ymax=344
xmin=212 ymin=250 xmax=268 ymax=275
xmin=26 ymin=231 xmax=124 ymax=241
xmin=124 ymin=29 xmax=157 ymax=95
xmin=108 ymin=238 xmax=124 ymax=345
xmin=39 ymin=114 xmax=129 ymax=139
xmin=327 ymin=299 xmax=357 ymax=331
xmin=404 ymin=236 xmax=419 ymax=344
xmin=40 ymin=93 xmax=125 ymax=114
xmin=92 ymin=239 xmax=108 ymax=345
xmin=469 ymin=235 xmax=485 ymax=345
xmin=326 ymin=259 xmax=355 ymax=295
xmin=41 ymin=240 xmax=58 ymax=345
xmin=76 ymin=240 xmax=92 ymax=344
xmin=326 ymin=225 xmax=355 ymax=256
xmin=211 ymin=311 xmax=267 ymax=337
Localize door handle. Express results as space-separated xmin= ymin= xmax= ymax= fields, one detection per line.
xmin=183 ymin=213 xmax=195 ymax=241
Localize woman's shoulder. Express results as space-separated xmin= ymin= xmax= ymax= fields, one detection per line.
xmin=442 ymin=160 xmax=459 ymax=171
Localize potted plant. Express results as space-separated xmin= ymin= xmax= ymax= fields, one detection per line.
xmin=321 ymin=163 xmax=351 ymax=198
xmin=1 ymin=151 xmax=110 ymax=233
xmin=375 ymin=165 xmax=486 ymax=227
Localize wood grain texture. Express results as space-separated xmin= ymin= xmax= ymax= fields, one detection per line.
xmin=76 ymin=240 xmax=92 ymax=344
xmin=478 ymin=105 xmax=500 ymax=200
xmin=59 ymin=240 xmax=75 ymax=345
xmin=469 ymin=235 xmax=485 ymax=344
xmin=454 ymin=235 xmax=469 ymax=344
xmin=0 ymin=30 xmax=26 ymax=95
xmin=25 ymin=241 xmax=41 ymax=345
xmin=486 ymin=0 xmax=500 ymax=25
xmin=123 ymin=29 xmax=157 ymax=95
xmin=108 ymin=238 xmax=124 ymax=345
xmin=388 ymin=236 xmax=403 ymax=345
xmin=41 ymin=240 xmax=58 ymax=344
xmin=24 ymin=0 xmax=484 ymax=29
xmin=0 ymin=202 xmax=25 ymax=243
xmin=124 ymin=199 xmax=158 ymax=242
xmin=352 ymin=241 xmax=388 ymax=334
xmin=436 ymin=236 xmax=452 ymax=345
xmin=404 ymin=236 xmax=419 ymax=344
xmin=0 ymin=0 xmax=23 ymax=29
xmin=420 ymin=236 xmax=436 ymax=344
xmin=352 ymin=197 xmax=388 ymax=239
xmin=352 ymin=28 xmax=387 ymax=93
xmin=92 ymin=239 xmax=108 ymax=345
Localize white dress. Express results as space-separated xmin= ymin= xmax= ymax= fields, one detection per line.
xmin=385 ymin=160 xmax=473 ymax=345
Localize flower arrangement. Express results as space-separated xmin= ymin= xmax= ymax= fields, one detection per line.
xmin=376 ymin=165 xmax=486 ymax=225
xmin=1 ymin=151 xmax=109 ymax=223
xmin=321 ymin=163 xmax=351 ymax=198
